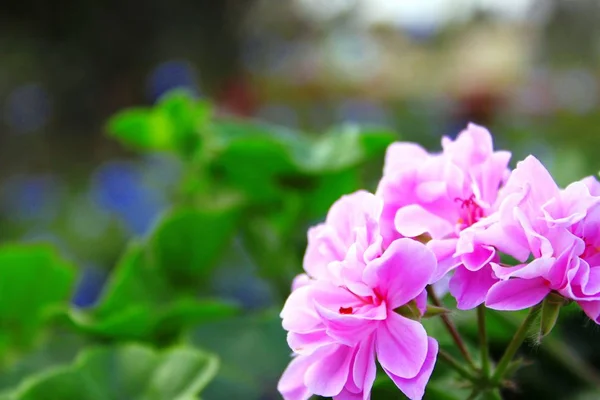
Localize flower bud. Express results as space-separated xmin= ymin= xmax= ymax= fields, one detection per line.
xmin=540 ymin=292 xmax=566 ymax=338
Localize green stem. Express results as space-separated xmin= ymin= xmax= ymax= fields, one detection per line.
xmin=481 ymin=388 xmax=503 ymax=400
xmin=427 ymin=286 xmax=477 ymax=370
xmin=491 ymin=305 xmax=541 ymax=384
xmin=477 ymin=305 xmax=491 ymax=377
xmin=438 ymin=349 xmax=478 ymax=382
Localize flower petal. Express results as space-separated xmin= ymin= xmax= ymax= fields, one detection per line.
xmin=376 ymin=312 xmax=428 ymax=379
xmin=485 ymin=277 xmax=551 ymax=310
xmin=363 ymin=238 xmax=436 ymax=308
xmin=449 ymin=265 xmax=498 ymax=310
xmin=384 ymin=337 xmax=439 ymax=400
xmin=352 ymin=335 xmax=377 ymax=400
xmin=278 ymin=354 xmax=314 ymax=400
xmin=578 ymin=300 xmax=600 ymax=324
xmin=304 ymin=344 xmax=355 ymax=397
xmin=395 ymin=205 xmax=454 ymax=239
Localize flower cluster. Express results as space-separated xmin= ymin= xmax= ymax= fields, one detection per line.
xmin=278 ymin=123 xmax=600 ymax=400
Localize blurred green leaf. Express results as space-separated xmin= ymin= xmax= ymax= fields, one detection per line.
xmin=107 ymin=108 xmax=174 ymax=151
xmin=304 ymin=124 xmax=395 ymax=173
xmin=0 ymin=330 xmax=86 ymax=397
xmin=191 ymin=309 xmax=289 ymax=400
xmin=150 ymin=207 xmax=239 ymax=289
xmin=207 ymin=120 xmax=394 ymax=205
xmin=305 ymin=169 xmax=360 ymax=220
xmin=0 ymin=244 xmax=76 ymax=357
xmin=60 ymin=244 xmax=238 ymax=343
xmin=107 ymin=90 xmax=209 ymax=156
xmin=11 ymin=344 xmax=218 ymax=400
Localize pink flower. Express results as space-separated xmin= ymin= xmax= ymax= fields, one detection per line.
xmin=278 ymin=191 xmax=438 ymax=400
xmin=464 ymin=155 xmax=600 ymax=322
xmin=377 ymin=123 xmax=511 ymax=309
xmin=302 ymin=190 xmax=383 ymax=284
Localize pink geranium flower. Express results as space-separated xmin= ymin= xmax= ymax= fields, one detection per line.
xmin=278 ymin=192 xmax=438 ymax=400
xmin=464 ymin=155 xmax=600 ymax=322
xmin=377 ymin=123 xmax=511 ymax=309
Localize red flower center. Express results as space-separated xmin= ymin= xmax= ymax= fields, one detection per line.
xmin=339 ymin=306 xmax=353 ymax=314
xmin=456 ymin=194 xmax=484 ymax=229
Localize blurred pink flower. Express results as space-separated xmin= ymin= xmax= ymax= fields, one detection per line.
xmin=462 ymin=156 xmax=600 ymax=322
xmin=377 ymin=123 xmax=511 ymax=309
xmin=278 ymin=191 xmax=438 ymax=400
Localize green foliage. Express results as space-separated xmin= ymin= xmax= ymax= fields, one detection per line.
xmin=149 ymin=207 xmax=239 ymax=289
xmin=9 ymin=344 xmax=218 ymax=400
xmin=107 ymin=91 xmax=210 ymax=157
xmin=61 ymin=240 xmax=239 ymax=344
xmin=0 ymin=244 xmax=76 ymax=359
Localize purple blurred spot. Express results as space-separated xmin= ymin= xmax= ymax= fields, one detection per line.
xmin=72 ymin=265 xmax=108 ymax=308
xmin=0 ymin=174 xmax=63 ymax=223
xmin=147 ymin=60 xmax=200 ymax=102
xmin=4 ymin=83 xmax=51 ymax=133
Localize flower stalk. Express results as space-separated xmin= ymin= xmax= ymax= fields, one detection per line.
xmin=427 ymin=286 xmax=477 ymax=371
xmin=492 ymin=305 xmax=541 ymax=384
xmin=477 ymin=305 xmax=491 ymax=378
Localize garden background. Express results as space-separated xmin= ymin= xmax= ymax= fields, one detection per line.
xmin=1 ymin=1 xmax=600 ymax=399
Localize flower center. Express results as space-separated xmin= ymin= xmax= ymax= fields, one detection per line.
xmin=582 ymin=239 xmax=600 ymax=260
xmin=455 ymin=194 xmax=484 ymax=229
xmin=339 ymin=306 xmax=353 ymax=314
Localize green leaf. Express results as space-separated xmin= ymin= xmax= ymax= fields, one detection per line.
xmin=303 ymin=124 xmax=395 ymax=173
xmin=207 ymin=120 xmax=393 ymax=204
xmin=107 ymin=90 xmax=210 ymax=156
xmin=149 ymin=207 xmax=239 ymax=288
xmin=157 ymin=91 xmax=210 ymax=156
xmin=11 ymin=344 xmax=219 ymax=400
xmin=305 ymin=169 xmax=360 ymax=220
xmin=0 ymin=244 xmax=76 ymax=357
xmin=0 ymin=330 xmax=86 ymax=396
xmin=107 ymin=108 xmax=175 ymax=151
xmin=191 ymin=310 xmax=289 ymax=400
xmin=60 ymin=244 xmax=238 ymax=343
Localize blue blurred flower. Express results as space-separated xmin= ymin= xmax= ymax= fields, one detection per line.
xmin=147 ymin=60 xmax=200 ymax=102
xmin=0 ymin=174 xmax=63 ymax=224
xmin=72 ymin=264 xmax=107 ymax=308
xmin=90 ymin=161 xmax=166 ymax=236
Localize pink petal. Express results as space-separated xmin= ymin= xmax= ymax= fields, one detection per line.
xmin=383 ymin=142 xmax=429 ymax=176
xmin=505 ymin=155 xmax=559 ymax=207
xmin=375 ymin=312 xmax=428 ymax=379
xmin=428 ymin=239 xmax=461 ymax=283
xmin=363 ymin=238 xmax=437 ymax=308
xmin=291 ymin=274 xmax=312 ymax=291
xmin=315 ymin=302 xmax=384 ymax=346
xmin=449 ymin=265 xmax=498 ymax=310
xmin=578 ymin=300 xmax=600 ymax=324
xmin=492 ymin=258 xmax=555 ymax=281
xmin=478 ymin=150 xmax=511 ymax=204
xmin=394 ymin=205 xmax=454 ymax=239
xmin=352 ymin=335 xmax=377 ymax=400
xmin=281 ymin=285 xmax=321 ymax=333
xmin=334 ymin=390 xmax=363 ymax=400
xmin=384 ymin=337 xmax=439 ymax=400
xmin=461 ymin=244 xmax=495 ymax=272
xmin=304 ymin=344 xmax=355 ymax=397
xmin=485 ymin=277 xmax=551 ymax=310
xmin=278 ymin=354 xmax=313 ymax=400
xmin=288 ymin=330 xmax=335 ymax=355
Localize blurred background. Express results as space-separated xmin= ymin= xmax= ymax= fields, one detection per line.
xmin=2 ymin=0 xmax=600 ymax=399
